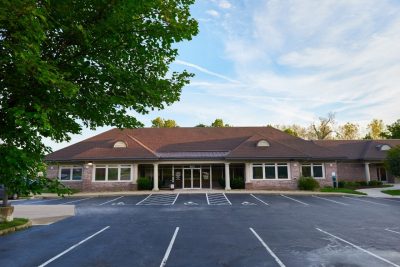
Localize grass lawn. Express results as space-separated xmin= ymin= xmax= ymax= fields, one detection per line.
xmin=0 ymin=218 xmax=29 ymax=231
xmin=320 ymin=188 xmax=367 ymax=195
xmin=381 ymin=189 xmax=400 ymax=196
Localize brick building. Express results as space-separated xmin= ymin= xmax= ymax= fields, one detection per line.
xmin=45 ymin=127 xmax=400 ymax=191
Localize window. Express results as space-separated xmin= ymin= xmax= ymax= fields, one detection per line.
xmin=277 ymin=163 xmax=288 ymax=179
xmin=252 ymin=163 xmax=289 ymax=180
xmin=94 ymin=164 xmax=132 ymax=181
xmin=257 ymin=140 xmax=270 ymax=147
xmin=301 ymin=163 xmax=324 ymax=178
xmin=59 ymin=166 xmax=83 ymax=181
xmin=113 ymin=141 xmax=127 ymax=148
xmin=264 ymin=165 xmax=275 ymax=179
xmin=253 ymin=165 xmax=263 ymax=179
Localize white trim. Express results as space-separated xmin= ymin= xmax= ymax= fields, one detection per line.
xmin=316 ymin=228 xmax=400 ymax=267
xmin=250 ymin=163 xmax=290 ymax=180
xmin=300 ymin=163 xmax=325 ymax=179
xmin=38 ymin=226 xmax=110 ymax=267
xmin=58 ymin=166 xmax=83 ymax=181
xmin=92 ymin=164 xmax=133 ymax=182
xmin=160 ymin=227 xmax=180 ymax=267
xmin=249 ymin=228 xmax=286 ymax=267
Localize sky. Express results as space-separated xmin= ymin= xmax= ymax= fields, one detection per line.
xmin=46 ymin=0 xmax=400 ymax=151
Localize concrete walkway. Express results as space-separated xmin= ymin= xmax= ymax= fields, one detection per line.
xmin=13 ymin=205 xmax=75 ymax=225
xmin=356 ymin=184 xmax=400 ymax=198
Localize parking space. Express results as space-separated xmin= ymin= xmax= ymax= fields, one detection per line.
xmin=2 ymin=193 xmax=400 ymax=266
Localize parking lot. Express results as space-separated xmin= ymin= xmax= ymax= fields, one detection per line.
xmin=2 ymin=193 xmax=400 ymax=267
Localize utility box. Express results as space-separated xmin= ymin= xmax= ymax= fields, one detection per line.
xmin=332 ymin=172 xmax=337 ymax=188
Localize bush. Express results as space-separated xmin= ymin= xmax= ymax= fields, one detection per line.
xmin=356 ymin=181 xmax=368 ymax=186
xmin=231 ymin=177 xmax=245 ymax=189
xmin=338 ymin=181 xmax=345 ymax=188
xmin=368 ymin=180 xmax=383 ymax=187
xmin=298 ymin=176 xmax=320 ymax=191
xmin=137 ymin=177 xmax=152 ymax=190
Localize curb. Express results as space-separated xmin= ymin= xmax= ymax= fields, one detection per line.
xmin=0 ymin=220 xmax=32 ymax=236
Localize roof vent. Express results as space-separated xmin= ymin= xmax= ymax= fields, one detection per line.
xmin=113 ymin=141 xmax=127 ymax=148
xmin=380 ymin=144 xmax=391 ymax=151
xmin=257 ymin=140 xmax=270 ymax=147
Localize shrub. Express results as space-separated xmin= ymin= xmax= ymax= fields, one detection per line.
xmin=218 ymin=176 xmax=225 ymax=188
xmin=368 ymin=180 xmax=383 ymax=187
xmin=338 ymin=181 xmax=345 ymax=188
xmin=137 ymin=177 xmax=152 ymax=190
xmin=356 ymin=181 xmax=368 ymax=186
xmin=298 ymin=176 xmax=320 ymax=191
xmin=231 ymin=177 xmax=245 ymax=189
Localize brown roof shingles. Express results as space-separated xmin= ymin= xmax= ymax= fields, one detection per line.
xmin=45 ymin=127 xmax=400 ymax=162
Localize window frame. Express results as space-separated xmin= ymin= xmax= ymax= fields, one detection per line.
xmin=301 ymin=163 xmax=325 ymax=179
xmin=58 ymin=166 xmax=83 ymax=181
xmin=251 ymin=163 xmax=290 ymax=180
xmin=93 ymin=164 xmax=133 ymax=182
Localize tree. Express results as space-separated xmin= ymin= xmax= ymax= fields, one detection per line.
xmin=337 ymin=122 xmax=360 ymax=140
xmin=275 ymin=124 xmax=308 ymax=139
xmin=195 ymin=123 xmax=207 ymax=127
xmin=365 ymin=119 xmax=385 ymax=139
xmin=385 ymin=146 xmax=400 ymax=178
xmin=151 ymin=117 xmax=178 ymax=128
xmin=0 ymin=0 xmax=198 ymax=208
xmin=308 ymin=113 xmax=336 ymax=140
xmin=381 ymin=119 xmax=400 ymax=139
xmin=211 ymin=119 xmax=230 ymax=127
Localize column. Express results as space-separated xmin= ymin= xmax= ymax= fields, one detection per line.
xmin=245 ymin=163 xmax=252 ymax=183
xmin=225 ymin=163 xmax=231 ymax=190
xmin=153 ymin=163 xmax=159 ymax=191
xmin=132 ymin=163 xmax=138 ymax=184
xmin=364 ymin=162 xmax=370 ymax=183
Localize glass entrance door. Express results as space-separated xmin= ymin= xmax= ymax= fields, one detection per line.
xmin=183 ymin=169 xmax=192 ymax=189
xmin=192 ymin=168 xmax=201 ymax=188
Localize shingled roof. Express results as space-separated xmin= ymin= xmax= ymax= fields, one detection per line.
xmin=45 ymin=127 xmax=400 ymax=162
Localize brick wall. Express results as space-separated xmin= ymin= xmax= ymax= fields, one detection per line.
xmin=337 ymin=162 xmax=365 ymax=181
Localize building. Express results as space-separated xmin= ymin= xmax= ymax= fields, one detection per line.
xmin=45 ymin=127 xmax=400 ymax=191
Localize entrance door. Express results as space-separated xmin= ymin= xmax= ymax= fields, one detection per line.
xmin=183 ymin=169 xmax=192 ymax=189
xmin=192 ymin=168 xmax=201 ymax=188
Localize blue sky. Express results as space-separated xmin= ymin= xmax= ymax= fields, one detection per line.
xmin=46 ymin=0 xmax=400 ymax=151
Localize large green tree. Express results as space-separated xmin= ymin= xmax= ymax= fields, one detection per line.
xmin=381 ymin=119 xmax=400 ymax=139
xmin=151 ymin=117 xmax=179 ymax=128
xmin=0 ymin=0 xmax=198 ymax=206
xmin=385 ymin=146 xmax=400 ymax=178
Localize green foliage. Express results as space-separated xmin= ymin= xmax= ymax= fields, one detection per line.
xmin=211 ymin=119 xmax=230 ymax=127
xmin=385 ymin=146 xmax=400 ymax=177
xmin=381 ymin=119 xmax=400 ymax=139
xmin=231 ymin=177 xmax=245 ymax=189
xmin=0 ymin=0 xmax=197 ymax=204
xmin=151 ymin=117 xmax=179 ymax=128
xmin=320 ymin=187 xmax=367 ymax=195
xmin=283 ymin=128 xmax=299 ymax=137
xmin=298 ymin=176 xmax=320 ymax=190
xmin=368 ymin=180 xmax=383 ymax=187
xmin=338 ymin=180 xmax=385 ymax=189
xmin=195 ymin=123 xmax=207 ymax=127
xmin=137 ymin=177 xmax=153 ymax=190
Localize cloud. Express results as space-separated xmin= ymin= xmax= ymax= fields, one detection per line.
xmin=175 ymin=60 xmax=240 ymax=83
xmin=219 ymin=0 xmax=231 ymax=9
xmin=206 ymin=9 xmax=219 ymax=17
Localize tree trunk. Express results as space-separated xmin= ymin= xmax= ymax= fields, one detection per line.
xmin=2 ymin=188 xmax=8 ymax=207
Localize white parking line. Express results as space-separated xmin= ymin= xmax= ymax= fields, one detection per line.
xmin=38 ymin=226 xmax=110 ymax=267
xmin=280 ymin=194 xmax=309 ymax=206
xmin=249 ymin=228 xmax=286 ymax=267
xmin=312 ymin=195 xmax=349 ymax=206
xmin=57 ymin=197 xmax=93 ymax=205
xmin=171 ymin=194 xmax=180 ymax=205
xmin=223 ymin=193 xmax=232 ymax=205
xmin=160 ymin=227 xmax=180 ymax=267
xmin=385 ymin=228 xmax=400 ymax=235
xmin=342 ymin=196 xmax=389 ymax=206
xmin=136 ymin=194 xmax=152 ymax=205
xmin=206 ymin=193 xmax=210 ymax=205
xmin=98 ymin=196 xmax=124 ymax=206
xmin=250 ymin=194 xmax=269 ymax=206
xmin=316 ymin=228 xmax=400 ymax=267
